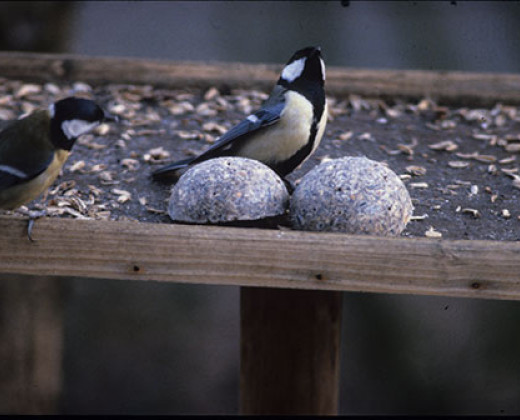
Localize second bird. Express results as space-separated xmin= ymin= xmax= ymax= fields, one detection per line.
xmin=0 ymin=97 xmax=115 ymax=210
xmin=152 ymin=46 xmax=327 ymax=181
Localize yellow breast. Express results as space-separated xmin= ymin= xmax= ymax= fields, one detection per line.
xmin=238 ymin=91 xmax=315 ymax=163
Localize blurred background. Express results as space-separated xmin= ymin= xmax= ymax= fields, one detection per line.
xmin=2 ymin=0 xmax=520 ymax=415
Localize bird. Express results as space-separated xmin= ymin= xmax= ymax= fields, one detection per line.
xmin=152 ymin=46 xmax=327 ymax=186
xmin=0 ymin=96 xmax=117 ymax=239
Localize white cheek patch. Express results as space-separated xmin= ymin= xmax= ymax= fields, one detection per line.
xmin=48 ymin=104 xmax=55 ymax=118
xmin=61 ymin=119 xmax=100 ymax=140
xmin=320 ymin=58 xmax=326 ymax=81
xmin=281 ymin=57 xmax=306 ymax=83
xmin=0 ymin=164 xmax=28 ymax=179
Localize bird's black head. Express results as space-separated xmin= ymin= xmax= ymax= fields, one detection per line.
xmin=278 ymin=46 xmax=325 ymax=90
xmin=49 ymin=97 xmax=115 ymax=150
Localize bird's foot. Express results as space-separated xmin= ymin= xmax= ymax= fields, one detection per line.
xmin=16 ymin=208 xmax=47 ymax=242
xmin=282 ymin=177 xmax=295 ymax=194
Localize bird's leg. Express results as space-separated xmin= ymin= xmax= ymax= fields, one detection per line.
xmin=16 ymin=208 xmax=47 ymax=242
xmin=27 ymin=210 xmax=47 ymax=242
xmin=282 ymin=177 xmax=295 ymax=194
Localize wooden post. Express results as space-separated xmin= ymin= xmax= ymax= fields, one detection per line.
xmin=0 ymin=275 xmax=63 ymax=414
xmin=240 ymin=287 xmax=343 ymax=415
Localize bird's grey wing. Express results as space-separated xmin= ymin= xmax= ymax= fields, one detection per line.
xmin=0 ymin=125 xmax=53 ymax=189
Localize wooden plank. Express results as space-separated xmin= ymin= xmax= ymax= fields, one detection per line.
xmin=240 ymin=288 xmax=342 ymax=415
xmin=0 ymin=274 xmax=63 ymax=414
xmin=1 ymin=215 xmax=520 ymax=301
xmin=1 ymin=51 xmax=520 ymax=105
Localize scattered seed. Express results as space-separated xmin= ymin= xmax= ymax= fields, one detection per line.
xmin=338 ymin=131 xmax=353 ymax=141
xmin=440 ymin=120 xmax=457 ymax=130
xmin=501 ymin=168 xmax=519 ymax=177
xmin=472 ymin=132 xmax=497 ymax=142
xmin=456 ymin=152 xmax=497 ymax=162
xmin=397 ymin=138 xmax=418 ymax=155
xmin=196 ymin=102 xmax=218 ymax=117
xmin=385 ymin=108 xmax=401 ymax=119
xmin=121 ymin=158 xmax=140 ymax=171
xmin=15 ymin=84 xmax=42 ymax=98
xmin=406 ymin=165 xmax=427 ymax=176
xmin=95 ymin=123 xmax=111 ymax=136
xmin=146 ymin=207 xmax=167 ymax=214
xmin=204 ymin=87 xmax=220 ymax=101
xmin=358 ymin=132 xmax=373 ymax=141
xmin=202 ymin=121 xmax=228 ymax=134
xmin=499 ymin=156 xmax=516 ymax=165
xmin=349 ymin=94 xmax=370 ymax=112
xmin=112 ymin=188 xmax=132 ymax=203
xmin=69 ymin=160 xmax=86 ymax=173
xmin=90 ymin=164 xmax=107 ymax=173
xmin=417 ymin=98 xmax=435 ymax=112
xmin=410 ymin=182 xmax=429 ymax=189
xmin=410 ymin=214 xmax=428 ymax=221
xmin=505 ymin=144 xmax=520 ymax=153
xmin=44 ymin=83 xmax=61 ymax=95
xmin=425 ymin=226 xmax=442 ymax=238
xmin=380 ymin=145 xmax=403 ymax=155
xmin=175 ymin=130 xmax=203 ymax=140
xmin=168 ymin=101 xmax=195 ymax=115
xmin=88 ymin=185 xmax=104 ymax=196
xmin=143 ymin=146 xmax=170 ymax=163
xmin=512 ymin=177 xmax=520 ymax=190
xmin=505 ymin=133 xmax=520 ymax=142
xmin=73 ymin=82 xmax=93 ymax=93
xmin=448 ymin=161 xmax=470 ymax=169
xmin=462 ymin=208 xmax=480 ymax=218
xmin=428 ymin=140 xmax=458 ymax=151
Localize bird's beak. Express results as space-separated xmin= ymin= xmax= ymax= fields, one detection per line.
xmin=103 ymin=111 xmax=119 ymax=123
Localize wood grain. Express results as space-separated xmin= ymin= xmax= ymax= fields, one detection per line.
xmin=1 ymin=51 xmax=520 ymax=105
xmin=1 ymin=215 xmax=520 ymax=301
xmin=240 ymin=288 xmax=342 ymax=415
xmin=0 ymin=275 xmax=63 ymax=414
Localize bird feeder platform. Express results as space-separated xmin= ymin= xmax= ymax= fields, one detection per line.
xmin=1 ymin=51 xmax=520 ymax=414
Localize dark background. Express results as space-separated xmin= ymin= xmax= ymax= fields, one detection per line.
xmin=2 ymin=0 xmax=520 ymax=415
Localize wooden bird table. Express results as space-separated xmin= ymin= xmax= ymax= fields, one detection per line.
xmin=1 ymin=52 xmax=520 ymax=414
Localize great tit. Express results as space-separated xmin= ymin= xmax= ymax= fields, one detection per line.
xmin=0 ymin=96 xmax=116 ymax=238
xmin=152 ymin=46 xmax=327 ymax=184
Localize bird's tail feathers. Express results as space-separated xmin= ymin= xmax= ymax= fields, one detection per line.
xmin=151 ymin=157 xmax=194 ymax=181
